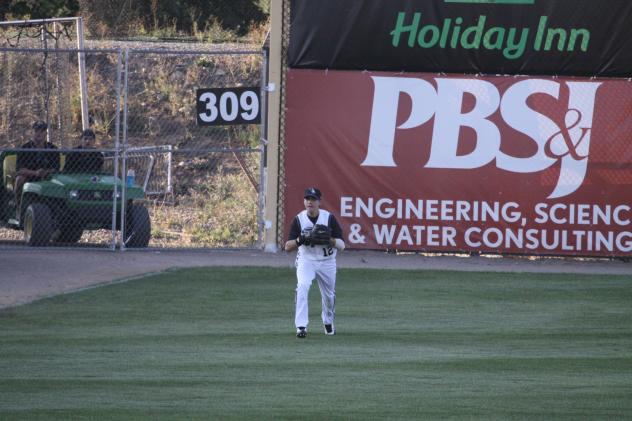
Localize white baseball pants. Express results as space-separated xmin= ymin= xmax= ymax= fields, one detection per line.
xmin=294 ymin=257 xmax=336 ymax=329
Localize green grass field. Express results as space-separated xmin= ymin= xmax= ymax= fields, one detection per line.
xmin=1 ymin=267 xmax=631 ymax=420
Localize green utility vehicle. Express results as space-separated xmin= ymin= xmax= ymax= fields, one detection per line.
xmin=0 ymin=151 xmax=151 ymax=247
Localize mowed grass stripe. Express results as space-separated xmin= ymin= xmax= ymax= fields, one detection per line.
xmin=1 ymin=267 xmax=631 ymax=420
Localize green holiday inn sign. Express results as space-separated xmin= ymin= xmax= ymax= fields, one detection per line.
xmin=391 ymin=2 xmax=589 ymax=60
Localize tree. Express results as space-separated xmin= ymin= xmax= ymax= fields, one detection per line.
xmin=3 ymin=0 xmax=268 ymax=39
xmin=78 ymin=0 xmax=267 ymax=38
xmin=2 ymin=0 xmax=80 ymax=20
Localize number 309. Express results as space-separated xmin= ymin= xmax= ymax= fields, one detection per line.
xmin=198 ymin=90 xmax=259 ymax=124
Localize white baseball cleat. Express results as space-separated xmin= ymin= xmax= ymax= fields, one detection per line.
xmin=324 ymin=324 xmax=335 ymax=335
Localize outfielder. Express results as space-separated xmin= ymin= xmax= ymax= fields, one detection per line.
xmin=285 ymin=187 xmax=345 ymax=338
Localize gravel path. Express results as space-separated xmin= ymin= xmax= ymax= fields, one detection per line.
xmin=1 ymin=248 xmax=630 ymax=309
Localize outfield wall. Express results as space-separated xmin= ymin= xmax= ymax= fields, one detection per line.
xmin=278 ymin=0 xmax=632 ymax=257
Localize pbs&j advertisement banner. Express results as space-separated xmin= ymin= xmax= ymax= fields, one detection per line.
xmin=283 ymin=0 xmax=632 ymax=257
xmin=283 ymin=69 xmax=632 ymax=257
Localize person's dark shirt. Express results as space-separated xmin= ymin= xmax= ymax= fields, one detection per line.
xmin=63 ymin=146 xmax=104 ymax=173
xmin=288 ymin=212 xmax=343 ymax=240
xmin=16 ymin=140 xmax=60 ymax=173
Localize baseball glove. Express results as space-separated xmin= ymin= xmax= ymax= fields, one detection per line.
xmin=309 ymin=224 xmax=332 ymax=246
xmin=298 ymin=229 xmax=312 ymax=246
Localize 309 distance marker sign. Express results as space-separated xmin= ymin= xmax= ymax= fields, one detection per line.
xmin=196 ymin=87 xmax=261 ymax=126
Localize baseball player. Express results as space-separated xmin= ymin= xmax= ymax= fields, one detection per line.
xmin=285 ymin=187 xmax=345 ymax=338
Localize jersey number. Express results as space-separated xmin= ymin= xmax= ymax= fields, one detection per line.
xmin=322 ymin=246 xmax=334 ymax=257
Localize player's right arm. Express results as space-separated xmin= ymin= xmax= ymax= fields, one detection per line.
xmin=284 ymin=217 xmax=302 ymax=252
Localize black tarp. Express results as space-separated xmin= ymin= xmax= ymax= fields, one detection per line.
xmin=288 ymin=0 xmax=632 ymax=77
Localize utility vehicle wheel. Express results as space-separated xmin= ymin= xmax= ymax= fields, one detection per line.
xmin=24 ymin=203 xmax=53 ymax=246
xmin=0 ymin=189 xmax=6 ymax=220
xmin=125 ymin=204 xmax=151 ymax=248
xmin=53 ymin=225 xmax=84 ymax=244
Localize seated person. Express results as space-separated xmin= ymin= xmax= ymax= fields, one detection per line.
xmin=63 ymin=128 xmax=104 ymax=173
xmin=15 ymin=120 xmax=60 ymax=210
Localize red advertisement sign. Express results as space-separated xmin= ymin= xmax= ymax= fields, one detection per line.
xmin=283 ymin=69 xmax=632 ymax=257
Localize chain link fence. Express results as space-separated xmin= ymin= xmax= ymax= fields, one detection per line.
xmin=0 ymin=45 xmax=265 ymax=250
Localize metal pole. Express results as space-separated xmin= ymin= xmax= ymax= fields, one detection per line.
xmin=258 ymin=49 xmax=269 ymax=248
xmin=76 ymin=17 xmax=89 ymax=130
xmin=2 ymin=52 xmax=10 ymax=145
xmin=111 ymin=49 xmax=123 ymax=251
xmin=166 ymin=145 xmax=173 ymax=193
xmin=53 ymin=21 xmax=64 ymax=147
xmin=0 ymin=17 xmax=84 ymax=27
xmin=119 ymin=48 xmax=130 ymax=251
xmin=41 ymin=21 xmax=51 ymax=143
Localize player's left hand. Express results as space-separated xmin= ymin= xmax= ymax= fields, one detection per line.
xmin=298 ymin=232 xmax=312 ymax=246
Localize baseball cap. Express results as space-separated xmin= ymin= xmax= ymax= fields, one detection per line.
xmin=304 ymin=187 xmax=322 ymax=200
xmin=32 ymin=120 xmax=48 ymax=130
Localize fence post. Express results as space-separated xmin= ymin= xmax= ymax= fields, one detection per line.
xmin=258 ymin=48 xmax=270 ymax=248
xmin=119 ymin=48 xmax=130 ymax=251
xmin=111 ymin=48 xmax=123 ymax=250
xmin=76 ymin=17 xmax=90 ymax=131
